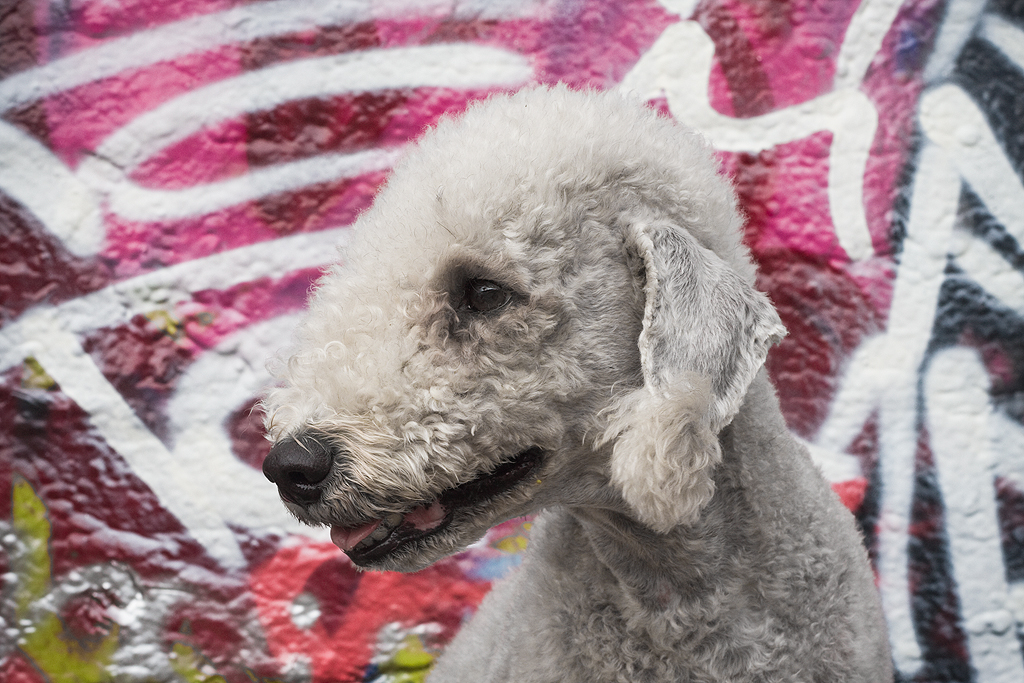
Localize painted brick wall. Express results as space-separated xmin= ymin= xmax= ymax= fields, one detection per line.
xmin=1 ymin=1 xmax=1022 ymax=681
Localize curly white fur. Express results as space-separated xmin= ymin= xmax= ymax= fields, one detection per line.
xmin=263 ymin=85 xmax=892 ymax=682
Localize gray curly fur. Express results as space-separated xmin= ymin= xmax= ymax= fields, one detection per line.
xmin=263 ymin=85 xmax=892 ymax=682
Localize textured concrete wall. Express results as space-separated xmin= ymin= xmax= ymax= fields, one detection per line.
xmin=0 ymin=1 xmax=1022 ymax=681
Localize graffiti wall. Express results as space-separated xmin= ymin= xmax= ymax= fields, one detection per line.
xmin=0 ymin=0 xmax=1022 ymax=681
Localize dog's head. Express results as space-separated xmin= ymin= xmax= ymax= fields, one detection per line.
xmin=262 ymin=86 xmax=784 ymax=571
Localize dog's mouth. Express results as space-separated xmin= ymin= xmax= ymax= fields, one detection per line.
xmin=332 ymin=446 xmax=543 ymax=566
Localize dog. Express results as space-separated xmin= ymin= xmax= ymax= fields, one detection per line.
xmin=261 ymin=85 xmax=892 ymax=682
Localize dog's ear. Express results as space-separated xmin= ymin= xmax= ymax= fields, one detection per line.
xmin=600 ymin=218 xmax=785 ymax=532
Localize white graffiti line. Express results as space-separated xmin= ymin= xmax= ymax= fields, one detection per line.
xmin=991 ymin=409 xmax=1024 ymax=491
xmin=11 ymin=309 xmax=252 ymax=570
xmin=618 ymin=20 xmax=878 ymax=261
xmin=0 ymin=0 xmax=551 ymax=113
xmin=817 ymin=141 xmax=963 ymax=674
xmin=165 ymin=314 xmax=329 ymax=541
xmin=795 ymin=436 xmax=862 ymax=483
xmin=0 ymin=229 xmax=348 ymax=568
xmin=924 ymin=348 xmax=1024 ymax=683
xmin=816 ymin=75 xmax=1024 ymax=680
xmin=834 ymin=0 xmax=906 ymax=89
xmin=83 ymin=148 xmax=401 ymax=221
xmin=656 ymin=0 xmax=700 ymax=19
xmin=809 ymin=334 xmax=888 ymax=467
xmin=981 ymin=13 xmax=1024 ymax=74
xmin=923 ymin=0 xmax=990 ymax=83
xmin=922 ymin=85 xmax=1024 ymax=246
xmin=0 ymin=120 xmax=103 ymax=256
xmin=91 ymin=44 xmax=532 ymax=173
xmin=951 ymin=228 xmax=1024 ymax=317
xmin=0 ymin=227 xmax=349 ymax=372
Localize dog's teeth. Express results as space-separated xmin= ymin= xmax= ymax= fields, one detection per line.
xmin=367 ymin=524 xmax=391 ymax=542
xmin=349 ymin=512 xmax=408 ymax=551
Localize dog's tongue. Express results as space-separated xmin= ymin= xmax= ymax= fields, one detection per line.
xmin=331 ymin=520 xmax=380 ymax=552
xmin=330 ymin=501 xmax=446 ymax=552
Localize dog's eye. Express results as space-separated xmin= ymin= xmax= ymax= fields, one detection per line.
xmin=463 ymin=279 xmax=512 ymax=313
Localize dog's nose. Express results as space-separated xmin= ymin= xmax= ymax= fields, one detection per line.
xmin=262 ymin=436 xmax=333 ymax=505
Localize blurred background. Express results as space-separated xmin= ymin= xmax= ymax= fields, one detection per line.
xmin=1 ymin=0 xmax=1022 ymax=681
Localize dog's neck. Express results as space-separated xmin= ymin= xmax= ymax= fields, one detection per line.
xmin=568 ymin=442 xmax=754 ymax=612
xmin=565 ymin=377 xmax=786 ymax=613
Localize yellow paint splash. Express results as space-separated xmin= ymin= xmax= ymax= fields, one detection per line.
xmin=21 ymin=357 xmax=56 ymax=390
xmin=492 ymin=521 xmax=532 ymax=554
xmin=375 ymin=634 xmax=436 ymax=683
xmin=145 ymin=309 xmax=183 ymax=338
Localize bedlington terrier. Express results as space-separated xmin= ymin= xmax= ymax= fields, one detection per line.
xmin=261 ymin=86 xmax=892 ymax=682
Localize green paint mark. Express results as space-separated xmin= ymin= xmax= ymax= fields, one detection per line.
xmin=243 ymin=670 xmax=284 ymax=683
xmin=169 ymin=642 xmax=229 ymax=683
xmin=9 ymin=477 xmax=279 ymax=683
xmin=11 ymin=476 xmax=120 ymax=682
xmin=12 ymin=476 xmax=52 ymax=618
xmin=19 ymin=614 xmax=119 ymax=683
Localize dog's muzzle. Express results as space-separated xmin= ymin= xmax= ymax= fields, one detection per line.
xmin=262 ymin=432 xmax=545 ymax=566
xmin=262 ymin=436 xmax=333 ymax=505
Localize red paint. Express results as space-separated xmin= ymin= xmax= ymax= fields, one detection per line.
xmin=725 ymin=141 xmax=881 ymax=439
xmin=37 ymin=1 xmax=240 ymax=55
xmin=0 ymin=654 xmax=49 ymax=683
xmin=831 ymin=478 xmax=868 ymax=513
xmin=857 ymin=0 xmax=946 ymax=281
xmin=178 ymin=267 xmax=321 ymax=351
xmin=535 ymin=0 xmax=674 ymax=88
xmin=303 ymin=554 xmax=362 ymax=636
xmin=166 ymin=607 xmax=258 ymax=679
xmin=245 ymin=92 xmax=408 ymax=168
xmin=101 ymin=205 xmax=276 ymax=278
xmin=757 ymin=248 xmax=881 ymax=438
xmin=2 ymin=366 xmax=279 ymax=680
xmin=379 ymin=87 xmax=509 ymax=146
xmin=758 ymin=133 xmax=848 ymax=264
xmin=705 ymin=0 xmax=858 ymax=110
xmin=248 ymin=173 xmax=389 ymax=237
xmin=995 ymin=477 xmax=1024 ymax=582
xmin=82 ymin=315 xmax=196 ymax=442
xmin=0 ymin=376 xmax=218 ymax=581
xmin=0 ymin=0 xmax=39 ymax=79
xmin=723 ymin=133 xmax=851 ymax=268
xmin=241 ymin=22 xmax=381 ymax=71
xmin=847 ymin=411 xmax=881 ymax=477
xmin=130 ymin=118 xmax=249 ymax=189
xmin=42 ymin=45 xmax=243 ymax=168
xmin=251 ymin=542 xmax=490 ymax=682
xmin=228 ymin=398 xmax=270 ymax=470
xmin=198 ymin=267 xmax=316 ymax=332
xmin=696 ymin=1 xmax=775 ymax=117
xmin=373 ymin=15 xmax=537 ymax=50
xmin=60 ymin=590 xmax=119 ymax=642
xmin=959 ymin=318 xmax=1021 ymax=395
xmin=0 ymin=194 xmax=111 ymax=323
xmin=100 ymin=167 xmax=387 ymax=277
